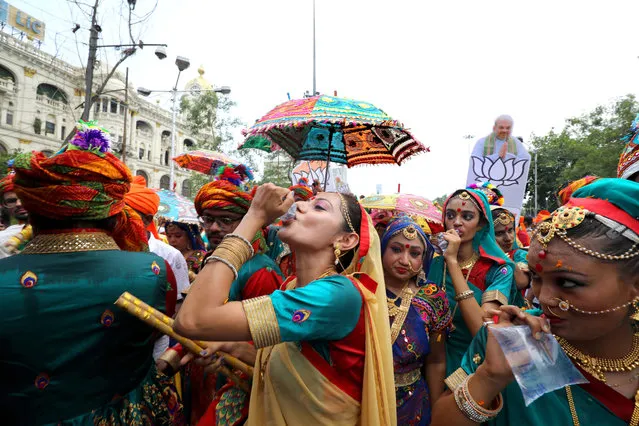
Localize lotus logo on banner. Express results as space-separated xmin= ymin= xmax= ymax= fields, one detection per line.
xmin=470 ymin=156 xmax=528 ymax=187
xmin=466 ymin=135 xmax=531 ymax=218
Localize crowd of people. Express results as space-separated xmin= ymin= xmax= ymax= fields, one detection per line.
xmin=1 ymin=116 xmax=638 ymax=426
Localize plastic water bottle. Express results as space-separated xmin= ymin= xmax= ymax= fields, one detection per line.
xmin=434 ymin=232 xmax=448 ymax=254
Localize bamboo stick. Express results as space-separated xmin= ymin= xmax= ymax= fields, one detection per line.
xmin=115 ymin=292 xmax=251 ymax=391
xmin=118 ymin=292 xmax=254 ymax=376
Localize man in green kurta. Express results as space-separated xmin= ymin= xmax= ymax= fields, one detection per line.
xmin=0 ymin=121 xmax=184 ymax=425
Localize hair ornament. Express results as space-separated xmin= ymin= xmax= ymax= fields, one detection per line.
xmin=534 ymin=206 xmax=639 ymax=260
xmin=402 ymin=225 xmax=418 ymax=240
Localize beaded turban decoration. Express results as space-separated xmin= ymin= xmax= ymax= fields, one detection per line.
xmin=618 ymin=113 xmax=639 ymax=180
xmin=289 ymin=177 xmax=313 ymax=201
xmin=12 ymin=120 xmax=148 ymax=252
xmin=534 ymin=178 xmax=639 ymax=261
xmin=194 ymin=163 xmax=255 ymax=216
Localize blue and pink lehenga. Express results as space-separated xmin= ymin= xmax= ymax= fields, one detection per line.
xmin=389 ymin=281 xmax=452 ymax=425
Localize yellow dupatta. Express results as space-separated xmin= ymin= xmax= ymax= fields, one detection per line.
xmin=247 ymin=206 xmax=396 ymax=426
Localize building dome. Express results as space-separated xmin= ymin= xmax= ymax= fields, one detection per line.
xmin=184 ymin=66 xmax=212 ymax=95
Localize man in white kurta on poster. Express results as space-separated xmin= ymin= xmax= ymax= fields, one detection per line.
xmin=467 ymin=115 xmax=531 ymax=218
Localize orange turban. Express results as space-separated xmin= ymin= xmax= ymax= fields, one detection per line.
xmin=0 ymin=173 xmax=15 ymax=196
xmin=125 ymin=175 xmax=161 ymax=239
xmin=12 ymin=121 xmax=148 ymax=252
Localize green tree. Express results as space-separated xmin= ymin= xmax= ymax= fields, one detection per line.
xmin=259 ymin=151 xmax=295 ymax=187
xmin=524 ymin=95 xmax=636 ymax=213
xmin=179 ymin=92 xmax=259 ymax=198
xmin=0 ymin=149 xmax=21 ymax=178
xmin=433 ymin=193 xmax=449 ymax=208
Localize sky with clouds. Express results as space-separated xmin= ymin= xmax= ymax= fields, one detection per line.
xmin=10 ymin=0 xmax=639 ymax=198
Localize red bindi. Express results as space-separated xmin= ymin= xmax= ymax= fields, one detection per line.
xmin=457 ymin=208 xmax=462 ymax=212
xmin=535 ymin=263 xmax=543 ymax=273
xmin=462 ymin=202 xmax=466 ymax=206
xmin=405 ymin=244 xmax=410 ymax=249
xmin=538 ymin=250 xmax=547 ymax=260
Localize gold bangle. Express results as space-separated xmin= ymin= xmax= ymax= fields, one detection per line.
xmin=453 ymin=374 xmax=503 ymax=422
xmin=224 ymin=234 xmax=255 ymax=257
xmin=454 ymin=290 xmax=475 ymax=302
xmin=205 ymin=255 xmax=238 ymax=279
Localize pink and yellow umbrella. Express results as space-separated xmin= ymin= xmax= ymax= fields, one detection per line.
xmin=361 ymin=194 xmax=444 ymax=234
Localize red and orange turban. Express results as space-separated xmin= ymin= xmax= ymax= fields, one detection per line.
xmin=124 ymin=175 xmax=161 ymax=239
xmin=289 ymin=177 xmax=313 ymax=201
xmin=556 ymin=175 xmax=599 ymax=206
xmin=194 ymin=164 xmax=254 ymax=216
xmin=12 ymin=120 xmax=148 ymax=252
xmin=0 ymin=173 xmax=15 ymax=196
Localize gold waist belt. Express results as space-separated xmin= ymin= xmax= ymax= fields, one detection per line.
xmin=394 ymin=368 xmax=421 ymax=387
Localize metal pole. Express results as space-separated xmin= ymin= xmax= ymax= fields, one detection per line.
xmin=312 ymin=0 xmax=316 ymax=95
xmin=121 ymin=67 xmax=129 ymax=165
xmin=169 ymin=88 xmax=178 ymax=191
xmin=169 ymin=70 xmax=184 ymax=192
xmin=534 ymin=150 xmax=538 ymax=213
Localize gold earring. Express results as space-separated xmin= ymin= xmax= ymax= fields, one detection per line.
xmin=631 ymin=298 xmax=639 ymax=322
xmin=334 ymin=244 xmax=341 ymax=266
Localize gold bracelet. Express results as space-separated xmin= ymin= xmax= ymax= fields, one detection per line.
xmin=224 ymin=234 xmax=255 ymax=257
xmin=454 ymin=290 xmax=475 ymax=302
xmin=204 ymin=255 xmax=238 ymax=279
xmin=453 ymin=374 xmax=503 ymax=423
xmin=217 ymin=236 xmax=253 ymax=266
xmin=213 ymin=240 xmax=249 ymax=272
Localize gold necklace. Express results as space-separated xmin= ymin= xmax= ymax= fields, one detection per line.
xmin=387 ymin=283 xmax=413 ymax=317
xmin=387 ymin=281 xmax=410 ymax=306
xmin=458 ymin=251 xmax=480 ymax=270
xmin=388 ymin=283 xmax=414 ymax=343
xmin=566 ymin=385 xmax=639 ymax=426
xmin=556 ymin=333 xmax=639 ymax=383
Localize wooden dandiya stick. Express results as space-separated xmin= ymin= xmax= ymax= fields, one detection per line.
xmin=115 ymin=292 xmax=252 ymax=391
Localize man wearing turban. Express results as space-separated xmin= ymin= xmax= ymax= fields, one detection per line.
xmin=0 ymin=172 xmax=32 ymax=258
xmin=289 ymin=177 xmax=313 ymax=202
xmin=0 ymin=121 xmax=184 ymax=424
xmin=160 ymin=163 xmax=284 ymax=426
xmin=125 ymin=175 xmax=190 ymax=360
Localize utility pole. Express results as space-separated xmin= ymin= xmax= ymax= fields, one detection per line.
xmin=121 ymin=67 xmax=129 ymax=164
xmin=82 ymin=0 xmax=100 ymax=122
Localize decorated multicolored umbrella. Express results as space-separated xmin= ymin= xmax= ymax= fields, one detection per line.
xmin=156 ymin=189 xmax=198 ymax=224
xmin=173 ymin=150 xmax=237 ymax=175
xmin=240 ymin=95 xmax=428 ymax=188
xmin=361 ymin=194 xmax=444 ymax=234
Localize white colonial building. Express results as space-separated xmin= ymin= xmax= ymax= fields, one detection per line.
xmin=0 ymin=31 xmax=209 ymax=197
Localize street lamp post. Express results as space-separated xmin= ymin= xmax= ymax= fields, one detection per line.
xmin=138 ymin=76 xmax=231 ymax=191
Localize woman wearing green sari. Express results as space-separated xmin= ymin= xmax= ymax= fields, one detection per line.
xmin=491 ymin=207 xmax=530 ymax=295
xmin=431 ymin=178 xmax=639 ymax=425
xmin=428 ymin=186 xmax=519 ymax=376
